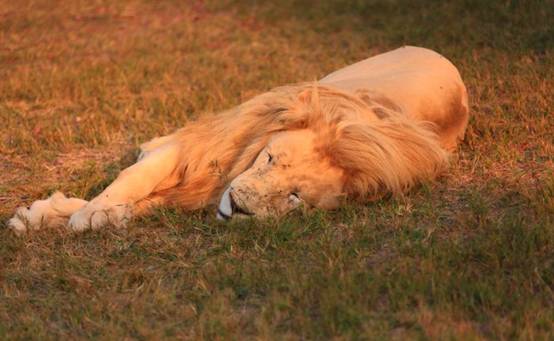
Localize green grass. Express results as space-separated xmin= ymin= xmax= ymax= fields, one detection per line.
xmin=1 ymin=0 xmax=553 ymax=339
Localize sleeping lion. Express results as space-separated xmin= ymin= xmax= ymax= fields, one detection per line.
xmin=9 ymin=46 xmax=469 ymax=234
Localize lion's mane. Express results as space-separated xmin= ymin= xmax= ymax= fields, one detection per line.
xmin=158 ymin=84 xmax=449 ymax=209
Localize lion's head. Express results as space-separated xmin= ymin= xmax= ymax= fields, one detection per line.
xmin=215 ymin=87 xmax=449 ymax=220
xmin=217 ymin=129 xmax=345 ymax=219
xmin=162 ymin=84 xmax=448 ymax=219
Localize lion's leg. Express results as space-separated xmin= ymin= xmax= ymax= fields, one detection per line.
xmin=8 ymin=192 xmax=88 ymax=235
xmin=68 ymin=142 xmax=181 ymax=231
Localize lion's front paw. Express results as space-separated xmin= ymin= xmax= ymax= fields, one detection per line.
xmin=7 ymin=209 xmax=31 ymax=236
xmin=68 ymin=203 xmax=132 ymax=232
xmin=7 ymin=192 xmax=72 ymax=235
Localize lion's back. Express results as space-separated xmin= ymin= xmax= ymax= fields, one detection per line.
xmin=320 ymin=46 xmax=469 ymax=150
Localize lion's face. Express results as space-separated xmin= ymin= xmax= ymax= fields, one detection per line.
xmin=217 ymin=129 xmax=345 ymax=220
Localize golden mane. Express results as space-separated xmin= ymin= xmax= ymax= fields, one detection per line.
xmin=160 ymin=83 xmax=449 ymax=209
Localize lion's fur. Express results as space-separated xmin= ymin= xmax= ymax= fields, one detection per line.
xmin=156 ymin=83 xmax=449 ymax=209
xmin=8 ymin=46 xmax=469 ymax=234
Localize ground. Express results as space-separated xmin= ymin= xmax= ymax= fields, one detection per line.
xmin=0 ymin=0 xmax=553 ymax=339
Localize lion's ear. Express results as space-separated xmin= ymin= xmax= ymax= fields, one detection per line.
xmin=331 ymin=119 xmax=449 ymax=200
xmin=297 ymin=89 xmax=312 ymax=103
xmin=297 ymin=84 xmax=321 ymax=106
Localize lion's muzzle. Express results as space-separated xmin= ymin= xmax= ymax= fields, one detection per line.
xmin=216 ymin=187 xmax=255 ymax=220
xmin=217 ymin=184 xmax=303 ymax=221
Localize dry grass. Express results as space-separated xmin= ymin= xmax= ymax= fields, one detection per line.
xmin=1 ymin=0 xmax=553 ymax=339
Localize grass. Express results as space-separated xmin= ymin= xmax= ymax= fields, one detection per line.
xmin=0 ymin=0 xmax=553 ymax=339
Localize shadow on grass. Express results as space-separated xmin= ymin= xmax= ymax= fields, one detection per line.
xmin=219 ymin=0 xmax=553 ymax=56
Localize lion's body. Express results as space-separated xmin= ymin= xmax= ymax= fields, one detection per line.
xmin=9 ymin=46 xmax=469 ymax=234
xmin=321 ymin=46 xmax=469 ymax=150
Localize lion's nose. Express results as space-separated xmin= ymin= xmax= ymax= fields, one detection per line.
xmin=229 ymin=189 xmax=254 ymax=216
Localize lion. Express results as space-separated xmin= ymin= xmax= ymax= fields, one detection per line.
xmin=8 ymin=46 xmax=469 ymax=234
